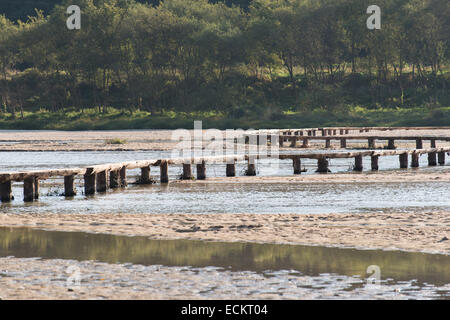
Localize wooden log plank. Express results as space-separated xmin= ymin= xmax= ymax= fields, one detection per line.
xmin=120 ymin=167 xmax=127 ymax=187
xmin=290 ymin=137 xmax=297 ymax=147
xmin=293 ymin=157 xmax=302 ymax=174
xmin=96 ymin=170 xmax=108 ymax=193
xmin=64 ymin=175 xmax=77 ymax=197
xmin=371 ymin=155 xmax=379 ymax=171
xmin=387 ymin=139 xmax=396 ymax=150
xmin=0 ymin=180 xmax=13 ymax=202
xmin=197 ymin=160 xmax=206 ymax=180
xmin=416 ymin=139 xmax=423 ymax=149
xmin=438 ymin=151 xmax=445 ymax=166
xmin=160 ymin=161 xmax=169 ymax=183
xmin=411 ymin=153 xmax=420 ymax=168
xmin=182 ymin=164 xmax=192 ymax=180
xmin=110 ymin=170 xmax=120 ymax=188
xmin=226 ymin=163 xmax=236 ymax=177
xmin=246 ymin=158 xmax=256 ymax=176
xmin=140 ymin=166 xmax=152 ymax=184
xmin=430 ymin=139 xmax=436 ymax=148
xmin=33 ymin=177 xmax=39 ymax=200
xmin=354 ymin=155 xmax=363 ymax=171
xmin=428 ymin=152 xmax=437 ymax=166
xmin=23 ymin=177 xmax=35 ymax=202
xmin=84 ymin=173 xmax=96 ymax=195
xmin=316 ymin=157 xmax=329 ymax=173
xmin=399 ymin=153 xmax=408 ymax=169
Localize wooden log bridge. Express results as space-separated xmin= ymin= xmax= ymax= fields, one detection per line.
xmin=0 ymin=147 xmax=449 ymax=203
xmin=259 ymin=134 xmax=450 ymax=149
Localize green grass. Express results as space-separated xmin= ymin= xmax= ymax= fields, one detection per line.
xmin=0 ymin=106 xmax=449 ymax=130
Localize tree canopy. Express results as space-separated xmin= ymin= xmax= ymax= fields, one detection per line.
xmin=0 ymin=0 xmax=448 ymax=125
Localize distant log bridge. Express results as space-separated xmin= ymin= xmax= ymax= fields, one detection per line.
xmin=245 ymin=133 xmax=450 ymax=149
xmin=0 ymin=147 xmax=449 ymax=203
xmin=247 ymin=126 xmax=450 ymax=138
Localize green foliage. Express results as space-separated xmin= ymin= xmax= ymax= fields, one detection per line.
xmin=0 ymin=0 xmax=449 ymax=129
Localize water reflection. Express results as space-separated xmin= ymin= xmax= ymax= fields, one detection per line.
xmin=1 ymin=227 xmax=449 ymax=287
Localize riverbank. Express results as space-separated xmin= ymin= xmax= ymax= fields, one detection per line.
xmin=0 ymin=106 xmax=449 ymax=131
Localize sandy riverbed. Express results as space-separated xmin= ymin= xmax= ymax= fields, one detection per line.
xmin=1 ymin=210 xmax=449 ymax=255
xmin=0 ymin=129 xmax=449 ymax=151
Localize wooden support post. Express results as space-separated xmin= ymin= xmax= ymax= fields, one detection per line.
xmin=322 ymin=129 xmax=327 ymax=136
xmin=438 ymin=151 xmax=445 ymax=166
xmin=387 ymin=139 xmax=396 ymax=150
xmin=84 ymin=173 xmax=96 ymax=195
xmin=160 ymin=161 xmax=169 ymax=183
xmin=246 ymin=158 xmax=256 ymax=176
xmin=328 ymin=129 xmax=333 ymax=135
xmin=312 ymin=130 xmax=316 ymax=137
xmin=140 ymin=166 xmax=152 ymax=184
xmin=290 ymin=137 xmax=297 ymax=147
xmin=301 ymin=138 xmax=309 ymax=148
xmin=293 ymin=157 xmax=302 ymax=174
xmin=197 ymin=160 xmax=206 ymax=180
xmin=96 ymin=170 xmax=108 ymax=193
xmin=430 ymin=139 xmax=436 ymax=148
xmin=368 ymin=138 xmax=375 ymax=149
xmin=333 ymin=130 xmax=337 ymax=135
xmin=23 ymin=177 xmax=35 ymax=202
xmin=399 ymin=153 xmax=408 ymax=169
xmin=0 ymin=181 xmax=13 ymax=202
xmin=120 ymin=167 xmax=127 ymax=187
xmin=307 ymin=130 xmax=312 ymax=136
xmin=354 ymin=155 xmax=363 ymax=171
xmin=416 ymin=139 xmax=423 ymax=149
xmin=428 ymin=152 xmax=437 ymax=166
xmin=340 ymin=138 xmax=347 ymax=148
xmin=279 ymin=136 xmax=284 ymax=147
xmin=226 ymin=163 xmax=236 ymax=177
xmin=34 ymin=178 xmax=39 ymax=200
xmin=182 ymin=164 xmax=192 ymax=180
xmin=345 ymin=130 xmax=349 ymax=134
xmin=411 ymin=153 xmax=420 ymax=168
xmin=371 ymin=155 xmax=379 ymax=171
xmin=340 ymin=129 xmax=344 ymax=135
xmin=316 ymin=157 xmax=329 ymax=173
xmin=64 ymin=175 xmax=77 ymax=197
xmin=110 ymin=170 xmax=120 ymax=188
xmin=325 ymin=138 xmax=331 ymax=148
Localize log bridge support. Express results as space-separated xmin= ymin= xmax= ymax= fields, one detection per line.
xmin=0 ymin=147 xmax=448 ymax=203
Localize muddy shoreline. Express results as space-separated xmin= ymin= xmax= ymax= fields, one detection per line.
xmin=1 ymin=210 xmax=449 ymax=255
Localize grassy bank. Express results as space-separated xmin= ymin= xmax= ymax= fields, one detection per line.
xmin=0 ymin=106 xmax=449 ymax=131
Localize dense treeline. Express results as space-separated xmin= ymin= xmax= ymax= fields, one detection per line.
xmin=0 ymin=0 xmax=449 ymax=127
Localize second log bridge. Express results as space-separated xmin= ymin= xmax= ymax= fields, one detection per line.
xmin=269 ymin=135 xmax=450 ymax=149
xmin=0 ymin=147 xmax=449 ymax=203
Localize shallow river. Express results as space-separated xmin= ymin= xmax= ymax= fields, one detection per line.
xmin=0 ymin=150 xmax=449 ymax=214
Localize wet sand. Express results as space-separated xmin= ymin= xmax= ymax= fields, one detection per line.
xmin=1 ymin=129 xmax=449 ymax=151
xmin=1 ymin=210 xmax=449 ymax=255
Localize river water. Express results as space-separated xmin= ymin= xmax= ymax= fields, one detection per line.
xmin=0 ymin=227 xmax=449 ymax=299
xmin=0 ymin=150 xmax=449 ymax=214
